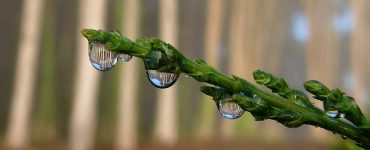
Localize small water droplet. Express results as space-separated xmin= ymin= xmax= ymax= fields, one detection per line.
xmin=88 ymin=42 xmax=117 ymax=71
xmin=146 ymin=70 xmax=179 ymax=88
xmin=217 ymin=97 xmax=244 ymax=120
xmin=326 ymin=110 xmax=345 ymax=118
xmin=252 ymin=94 xmax=259 ymax=98
xmin=117 ymin=53 xmax=133 ymax=62
xmin=339 ymin=113 xmax=345 ymax=118
xmin=341 ymin=135 xmax=348 ymax=139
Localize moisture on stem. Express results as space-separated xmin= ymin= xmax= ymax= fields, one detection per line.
xmin=81 ymin=29 xmax=370 ymax=148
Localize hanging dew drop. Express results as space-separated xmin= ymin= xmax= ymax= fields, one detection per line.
xmin=326 ymin=110 xmax=338 ymax=118
xmin=217 ymin=97 xmax=244 ymax=120
xmin=146 ymin=70 xmax=179 ymax=88
xmin=326 ymin=110 xmax=344 ymax=118
xmin=117 ymin=53 xmax=133 ymax=62
xmin=88 ymin=42 xmax=117 ymax=71
xmin=144 ymin=50 xmax=180 ymax=88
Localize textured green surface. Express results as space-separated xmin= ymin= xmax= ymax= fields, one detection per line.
xmin=81 ymin=29 xmax=370 ymax=148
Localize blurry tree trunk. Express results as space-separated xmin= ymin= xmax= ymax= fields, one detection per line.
xmin=196 ymin=0 xmax=224 ymax=139
xmin=254 ymin=0 xmax=278 ymax=70
xmin=154 ymin=0 xmax=178 ymax=145
xmin=53 ymin=0 xmax=79 ymax=139
xmin=303 ymin=0 xmax=339 ymax=140
xmin=69 ymin=0 xmax=107 ymax=150
xmin=32 ymin=0 xmax=57 ymax=143
xmin=254 ymin=0 xmax=286 ymax=141
xmin=221 ymin=0 xmax=248 ymax=138
xmin=243 ymin=0 xmax=258 ymax=80
xmin=350 ymin=0 xmax=368 ymax=109
xmin=265 ymin=16 xmax=286 ymax=74
xmin=5 ymin=0 xmax=44 ymax=149
xmin=115 ymin=0 xmax=140 ymax=149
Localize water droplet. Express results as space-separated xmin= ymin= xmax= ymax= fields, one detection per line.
xmin=252 ymin=94 xmax=259 ymax=98
xmin=339 ymin=113 xmax=345 ymax=118
xmin=326 ymin=110 xmax=345 ymax=118
xmin=217 ymin=97 xmax=244 ymax=120
xmin=341 ymin=135 xmax=348 ymax=139
xmin=117 ymin=53 xmax=132 ymax=62
xmin=146 ymin=70 xmax=179 ymax=88
xmin=326 ymin=110 xmax=338 ymax=118
xmin=88 ymin=42 xmax=117 ymax=71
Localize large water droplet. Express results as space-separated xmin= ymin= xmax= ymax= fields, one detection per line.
xmin=341 ymin=135 xmax=348 ymax=139
xmin=326 ymin=110 xmax=345 ymax=118
xmin=146 ymin=70 xmax=179 ymax=88
xmin=217 ymin=98 xmax=244 ymax=120
xmin=117 ymin=53 xmax=132 ymax=62
xmin=88 ymin=42 xmax=117 ymax=71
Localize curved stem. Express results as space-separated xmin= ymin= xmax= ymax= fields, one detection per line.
xmin=81 ymin=29 xmax=370 ymax=148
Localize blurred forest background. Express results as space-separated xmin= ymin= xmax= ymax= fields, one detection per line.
xmin=0 ymin=0 xmax=369 ymax=149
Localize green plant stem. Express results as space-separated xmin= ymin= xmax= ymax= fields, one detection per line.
xmin=81 ymin=29 xmax=370 ymax=148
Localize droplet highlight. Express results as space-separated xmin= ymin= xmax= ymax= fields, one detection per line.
xmin=117 ymin=53 xmax=133 ymax=62
xmin=217 ymin=97 xmax=244 ymax=120
xmin=326 ymin=110 xmax=345 ymax=118
xmin=88 ymin=42 xmax=117 ymax=71
xmin=146 ymin=70 xmax=179 ymax=88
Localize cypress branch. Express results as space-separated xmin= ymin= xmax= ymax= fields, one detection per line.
xmin=82 ymin=29 xmax=370 ymax=148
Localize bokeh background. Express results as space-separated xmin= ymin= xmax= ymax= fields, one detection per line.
xmin=0 ymin=0 xmax=369 ymax=149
